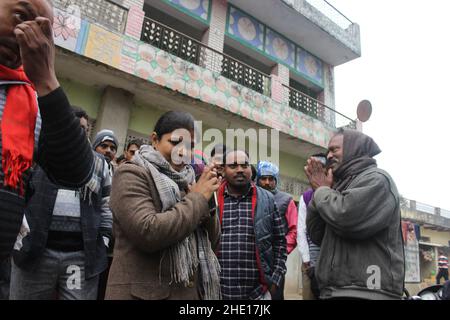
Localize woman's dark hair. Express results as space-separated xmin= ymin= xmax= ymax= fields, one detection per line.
xmin=116 ymin=154 xmax=126 ymax=164
xmin=71 ymin=105 xmax=89 ymax=121
xmin=127 ymin=139 xmax=142 ymax=151
xmin=211 ymin=144 xmax=228 ymax=158
xmin=154 ymin=111 xmax=195 ymax=139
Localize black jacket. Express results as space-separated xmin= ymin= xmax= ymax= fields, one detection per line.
xmin=0 ymin=87 xmax=94 ymax=261
xmin=13 ymin=159 xmax=111 ymax=279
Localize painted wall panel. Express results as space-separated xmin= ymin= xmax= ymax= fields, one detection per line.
xmin=227 ymin=6 xmax=264 ymax=51
xmin=53 ymin=7 xmax=334 ymax=149
xmin=164 ymin=0 xmax=211 ymax=22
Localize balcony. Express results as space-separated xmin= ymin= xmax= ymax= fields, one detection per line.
xmin=401 ymin=198 xmax=450 ymax=230
xmin=283 ymin=84 xmax=355 ymax=129
xmin=141 ymin=17 xmax=271 ymax=96
xmin=51 ymin=2 xmax=357 ymax=151
xmin=53 ymin=0 xmax=128 ymax=33
xmin=296 ymin=0 xmax=353 ymax=29
xmin=229 ymin=0 xmax=361 ymax=66
xmin=141 ymin=16 xmax=353 ymax=129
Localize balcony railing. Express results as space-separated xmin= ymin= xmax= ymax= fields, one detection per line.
xmin=282 ymin=0 xmax=353 ymax=29
xmin=141 ymin=17 xmax=271 ymax=96
xmin=404 ymin=199 xmax=450 ymax=219
xmin=282 ymin=84 xmax=355 ymax=129
xmin=54 ymin=0 xmax=128 ymax=33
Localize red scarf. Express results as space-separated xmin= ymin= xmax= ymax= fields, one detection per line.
xmin=0 ymin=65 xmax=38 ymax=195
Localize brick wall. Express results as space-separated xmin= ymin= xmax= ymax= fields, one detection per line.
xmin=125 ymin=6 xmax=145 ymax=39
xmin=200 ymin=0 xmax=228 ymax=73
xmin=271 ymin=64 xmax=290 ymax=104
xmin=118 ymin=0 xmax=145 ymax=40
xmin=202 ymin=0 xmax=228 ymax=52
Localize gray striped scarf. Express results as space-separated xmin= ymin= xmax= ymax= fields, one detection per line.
xmin=133 ymin=145 xmax=221 ymax=300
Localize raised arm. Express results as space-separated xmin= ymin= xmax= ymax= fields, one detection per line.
xmin=110 ymin=164 xmax=211 ymax=253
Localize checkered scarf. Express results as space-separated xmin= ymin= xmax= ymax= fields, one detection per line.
xmin=133 ymin=145 xmax=221 ymax=300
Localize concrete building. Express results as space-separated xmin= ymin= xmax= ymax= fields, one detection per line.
xmin=51 ymin=0 xmax=361 ymax=298
xmin=401 ymin=199 xmax=450 ymax=295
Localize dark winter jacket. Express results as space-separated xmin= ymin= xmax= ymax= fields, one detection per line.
xmin=0 ymin=86 xmax=94 ymax=261
xmin=307 ymin=166 xmax=405 ymax=300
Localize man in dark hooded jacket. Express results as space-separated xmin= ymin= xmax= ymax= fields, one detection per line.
xmin=305 ymin=129 xmax=405 ymax=300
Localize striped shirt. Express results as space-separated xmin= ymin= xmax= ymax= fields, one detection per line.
xmin=46 ymin=154 xmax=113 ymax=251
xmin=438 ymin=255 xmax=448 ymax=269
xmin=219 ymin=186 xmax=261 ymax=300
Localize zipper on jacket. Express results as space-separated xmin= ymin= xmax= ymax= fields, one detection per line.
xmin=330 ymin=239 xmax=337 ymax=270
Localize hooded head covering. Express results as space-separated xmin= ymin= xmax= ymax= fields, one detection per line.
xmin=92 ymin=129 xmax=119 ymax=150
xmin=333 ymin=129 xmax=381 ymax=191
xmin=341 ymin=129 xmax=381 ymax=163
xmin=256 ymin=161 xmax=280 ymax=185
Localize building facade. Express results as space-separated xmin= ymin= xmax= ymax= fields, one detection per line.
xmin=51 ymin=0 xmax=361 ymax=298
xmin=401 ymin=199 xmax=450 ymax=295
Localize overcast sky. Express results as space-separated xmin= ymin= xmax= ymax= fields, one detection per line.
xmin=325 ymin=0 xmax=450 ymax=211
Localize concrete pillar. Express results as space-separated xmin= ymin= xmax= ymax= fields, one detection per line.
xmin=346 ymin=23 xmax=361 ymax=43
xmin=435 ymin=207 xmax=441 ymax=216
xmin=270 ymin=63 xmax=290 ymax=104
xmin=201 ymin=0 xmax=228 ymax=73
xmin=323 ymin=64 xmax=335 ymax=108
xmin=94 ymin=87 xmax=133 ymax=153
xmin=123 ymin=0 xmax=146 ymax=40
xmin=321 ymin=63 xmax=337 ymax=126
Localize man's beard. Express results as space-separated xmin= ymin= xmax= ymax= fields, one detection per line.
xmin=0 ymin=38 xmax=21 ymax=69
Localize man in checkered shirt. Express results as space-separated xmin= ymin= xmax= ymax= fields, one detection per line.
xmin=216 ymin=149 xmax=287 ymax=300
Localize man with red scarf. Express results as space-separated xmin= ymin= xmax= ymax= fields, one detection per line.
xmin=216 ymin=150 xmax=287 ymax=300
xmin=0 ymin=0 xmax=94 ymax=261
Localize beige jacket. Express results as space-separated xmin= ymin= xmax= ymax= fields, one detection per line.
xmin=105 ymin=163 xmax=220 ymax=300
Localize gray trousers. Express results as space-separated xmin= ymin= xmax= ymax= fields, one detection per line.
xmin=0 ymin=257 xmax=11 ymax=300
xmin=10 ymin=248 xmax=99 ymax=300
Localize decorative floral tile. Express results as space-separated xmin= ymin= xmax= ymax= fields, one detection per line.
xmin=227 ymin=6 xmax=264 ymax=51
xmin=265 ymin=28 xmax=296 ymax=69
xmin=297 ymin=47 xmax=324 ymax=86
xmin=53 ymin=7 xmax=83 ymax=52
xmin=165 ymin=0 xmax=211 ymax=22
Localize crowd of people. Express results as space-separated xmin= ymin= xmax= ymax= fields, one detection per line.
xmin=3 ymin=0 xmax=448 ymax=301
xmin=0 ymin=103 xmax=409 ymax=300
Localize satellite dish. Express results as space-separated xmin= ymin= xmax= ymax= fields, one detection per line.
xmin=357 ymin=100 xmax=372 ymax=122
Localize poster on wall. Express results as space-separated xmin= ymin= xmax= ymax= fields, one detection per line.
xmin=403 ymin=221 xmax=421 ymax=283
